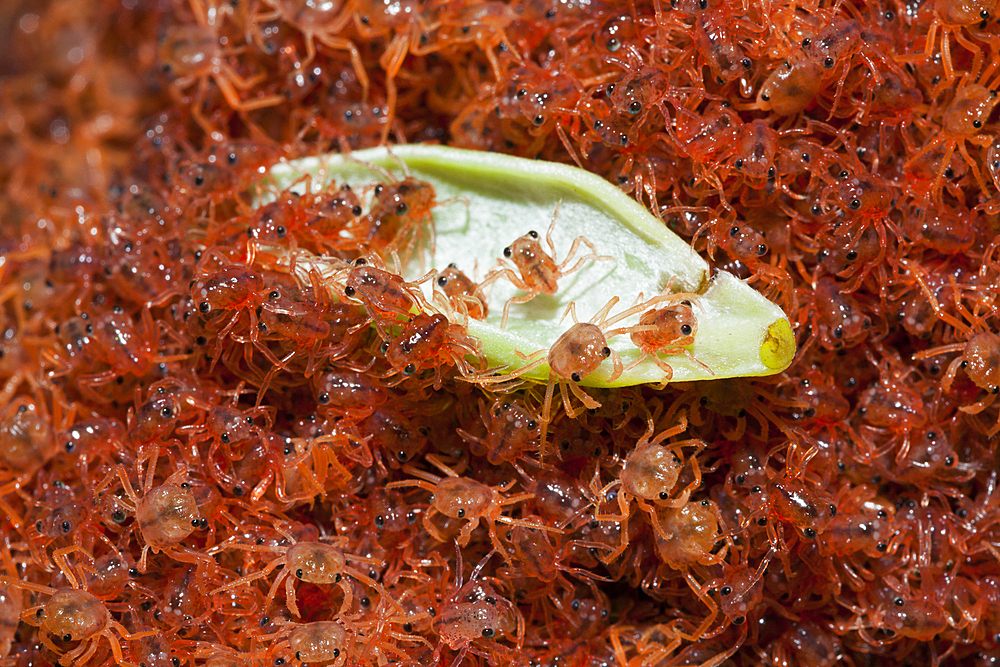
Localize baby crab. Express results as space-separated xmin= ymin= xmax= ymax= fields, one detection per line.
xmin=386 ymin=454 xmax=562 ymax=565
xmin=431 ymin=549 xmax=522 ymax=667
xmin=264 ymin=619 xmax=353 ymax=667
xmin=382 ymin=312 xmax=483 ymax=388
xmin=0 ymin=548 xmax=154 ymax=667
xmin=591 ymin=415 xmax=706 ymax=562
xmin=911 ymin=277 xmax=1000 ymax=435
xmin=93 ymin=464 xmax=210 ymax=573
xmin=433 ymin=263 xmax=488 ymax=321
xmin=209 ymin=527 xmax=394 ymax=618
xmin=623 ymin=287 xmax=713 ymax=383
xmin=472 ymin=294 xmax=678 ymax=456
xmin=479 ymin=203 xmax=616 ymax=328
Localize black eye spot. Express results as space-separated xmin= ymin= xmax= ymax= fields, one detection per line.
xmin=720 ymin=586 xmax=732 ymax=596
xmin=628 ymin=101 xmax=641 ymax=114
xmin=482 ymin=628 xmax=495 ymax=638
xmin=503 ymin=247 xmax=512 ymax=258
xmin=457 ymin=509 xmax=466 ymax=518
xmin=734 ymin=159 xmax=744 ymax=169
xmin=973 ymin=119 xmax=983 ymax=128
xmin=894 ymin=597 xmax=904 ymax=606
xmin=803 ymin=528 xmax=817 ymax=538
xmin=571 ymin=372 xmax=581 ymax=382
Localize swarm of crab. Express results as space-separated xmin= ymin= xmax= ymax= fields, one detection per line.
xmin=3 ymin=0 xmax=1000 ymax=665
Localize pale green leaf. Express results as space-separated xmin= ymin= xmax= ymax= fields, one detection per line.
xmin=263 ymin=145 xmax=795 ymax=387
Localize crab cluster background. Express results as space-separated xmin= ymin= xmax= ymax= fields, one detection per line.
xmin=2 ymin=0 xmax=1000 ymax=666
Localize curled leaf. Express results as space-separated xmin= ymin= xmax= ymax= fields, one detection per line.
xmin=264 ymin=145 xmax=795 ymax=386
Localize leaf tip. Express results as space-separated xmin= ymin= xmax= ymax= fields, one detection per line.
xmin=760 ymin=318 xmax=795 ymax=372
